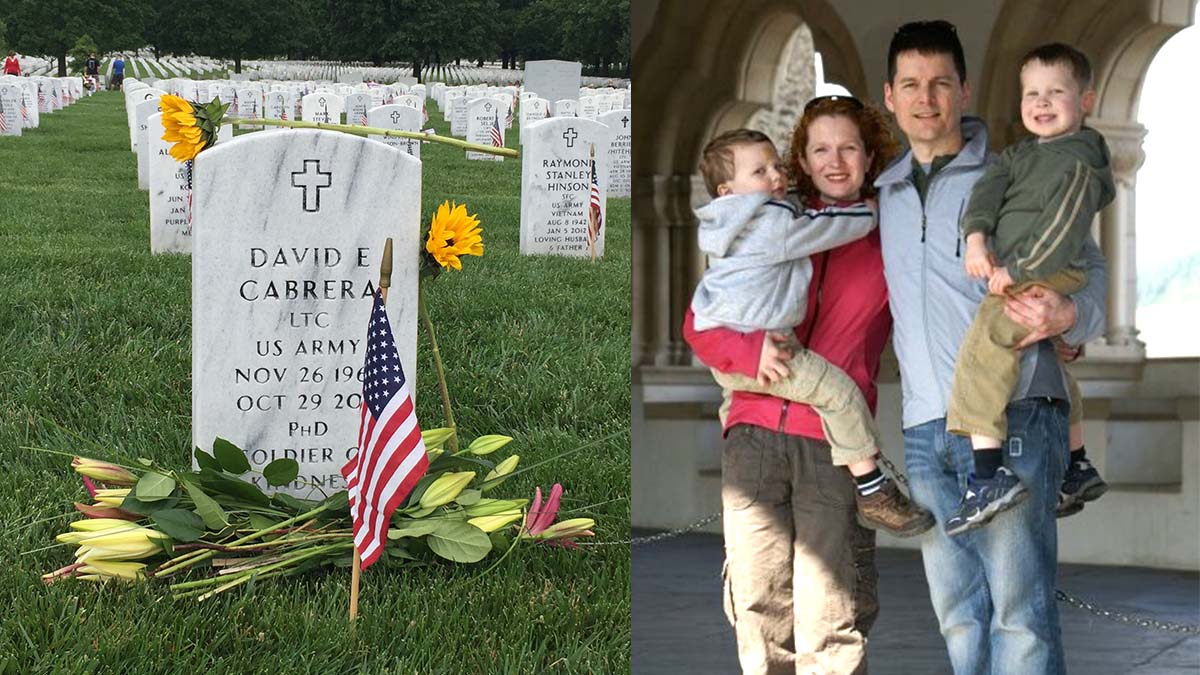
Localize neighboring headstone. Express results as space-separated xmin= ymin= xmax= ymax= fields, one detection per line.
xmin=0 ymin=84 xmax=22 ymax=137
xmin=451 ymin=95 xmax=469 ymax=137
xmin=264 ymin=91 xmax=294 ymax=127
xmin=598 ymin=109 xmax=631 ymax=198
xmin=367 ymin=104 xmax=423 ymax=159
xmin=553 ymin=99 xmax=578 ymax=117
xmin=466 ymin=98 xmax=504 ymax=162
xmin=127 ymin=87 xmax=166 ymax=151
xmin=236 ymin=88 xmax=263 ymax=129
xmin=17 ymin=81 xmax=39 ymax=129
xmin=344 ymin=92 xmax=372 ymax=127
xmin=302 ymin=93 xmax=343 ymax=124
xmin=519 ymin=117 xmax=608 ymax=257
xmin=444 ymin=90 xmax=464 ymax=123
xmin=190 ymin=129 xmax=422 ymax=496
xmin=579 ymin=96 xmax=598 ymax=119
xmin=136 ymin=98 xmax=164 ymax=189
xmin=520 ymin=97 xmax=549 ymax=137
xmin=523 ymin=60 xmax=582 ymax=106
xmin=149 ymin=120 xmax=233 ymax=254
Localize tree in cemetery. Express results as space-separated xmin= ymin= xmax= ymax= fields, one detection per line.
xmin=68 ymin=34 xmax=99 ymax=73
xmin=0 ymin=19 xmax=7 ymax=56
xmin=5 ymin=0 xmax=148 ymax=76
xmin=149 ymin=0 xmax=290 ymax=73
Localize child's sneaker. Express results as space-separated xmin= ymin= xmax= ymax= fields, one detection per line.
xmin=1057 ymin=458 xmax=1108 ymax=517
xmin=945 ymin=467 xmax=1028 ymax=536
xmin=856 ymin=480 xmax=935 ymax=537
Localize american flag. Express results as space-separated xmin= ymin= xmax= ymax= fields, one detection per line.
xmin=360 ymin=113 xmax=368 ymax=126
xmin=489 ymin=116 xmax=503 ymax=148
xmin=504 ymin=103 xmax=513 ymax=128
xmin=588 ymin=147 xmax=603 ymax=244
xmin=0 ymin=111 xmax=7 ymax=133
xmin=20 ymin=99 xmax=28 ymax=123
xmin=341 ymin=290 xmax=428 ymax=569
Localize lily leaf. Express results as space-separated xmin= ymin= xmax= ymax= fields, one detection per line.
xmin=135 ymin=472 xmax=176 ymax=502
xmin=194 ymin=448 xmax=220 ymax=472
xmin=263 ymin=458 xmax=299 ymax=487
xmin=198 ymin=467 xmax=270 ymax=506
xmin=271 ymin=492 xmax=314 ymax=514
xmin=152 ymin=509 xmax=205 ymax=542
xmin=454 ymin=489 xmax=482 ymax=506
xmin=387 ymin=518 xmax=443 ymax=539
xmin=120 ymin=493 xmax=179 ymax=515
xmin=179 ymin=476 xmax=227 ymax=530
xmin=212 ymin=438 xmax=251 ymax=474
xmin=426 ymin=521 xmax=492 ymax=563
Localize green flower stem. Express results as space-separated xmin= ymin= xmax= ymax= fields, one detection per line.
xmin=227 ymin=118 xmax=518 ymax=158
xmin=169 ymin=541 xmax=349 ymax=593
xmin=154 ymin=503 xmax=332 ymax=578
xmin=419 ymin=293 xmax=459 ymax=454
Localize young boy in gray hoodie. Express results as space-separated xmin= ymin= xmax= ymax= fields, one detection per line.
xmin=944 ymin=43 xmax=1115 ymax=535
xmin=692 ymin=128 xmax=933 ymax=536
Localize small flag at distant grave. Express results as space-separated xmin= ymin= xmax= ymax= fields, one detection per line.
xmin=505 ymin=104 xmax=513 ymax=128
xmin=341 ymin=290 xmax=428 ymax=570
xmin=490 ymin=116 xmax=504 ymax=148
xmin=588 ymin=144 xmax=603 ymax=249
xmin=0 ymin=111 xmax=7 ymax=133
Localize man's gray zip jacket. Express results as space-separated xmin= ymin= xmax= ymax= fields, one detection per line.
xmin=874 ymin=117 xmax=1108 ymax=430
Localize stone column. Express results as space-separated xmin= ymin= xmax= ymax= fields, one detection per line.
xmin=634 ymin=174 xmax=700 ymax=367
xmin=1088 ymin=118 xmax=1147 ymax=360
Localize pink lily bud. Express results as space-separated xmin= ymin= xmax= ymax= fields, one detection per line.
xmin=72 ymin=457 xmax=137 ymax=486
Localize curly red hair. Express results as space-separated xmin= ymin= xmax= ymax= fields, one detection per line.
xmin=787 ymin=98 xmax=901 ymax=203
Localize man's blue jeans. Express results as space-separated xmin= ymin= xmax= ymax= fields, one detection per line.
xmin=904 ymin=398 xmax=1069 ymax=675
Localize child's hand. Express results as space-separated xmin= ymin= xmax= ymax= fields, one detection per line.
xmin=988 ymin=267 xmax=1014 ymax=295
xmin=757 ymin=331 xmax=793 ymax=386
xmin=1052 ymin=336 xmax=1082 ymax=363
xmin=964 ymin=233 xmax=994 ymax=279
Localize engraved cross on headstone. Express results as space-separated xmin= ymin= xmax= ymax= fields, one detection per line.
xmin=390 ymin=110 xmax=402 ymax=124
xmin=563 ymin=128 xmax=578 ymax=148
xmin=621 ymin=115 xmax=629 ymax=128
xmin=291 ymin=159 xmax=332 ymax=213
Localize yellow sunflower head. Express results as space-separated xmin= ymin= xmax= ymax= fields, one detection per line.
xmin=423 ymin=201 xmax=483 ymax=274
xmin=159 ymin=95 xmax=229 ymax=163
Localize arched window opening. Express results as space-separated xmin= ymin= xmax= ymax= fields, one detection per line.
xmin=1135 ymin=23 xmax=1200 ymax=358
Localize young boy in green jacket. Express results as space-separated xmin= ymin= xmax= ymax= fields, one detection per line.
xmin=944 ymin=43 xmax=1114 ymax=535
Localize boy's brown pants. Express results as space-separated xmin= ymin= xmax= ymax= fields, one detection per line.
xmin=721 ymin=425 xmax=878 ymax=675
xmin=947 ymin=268 xmax=1087 ymax=440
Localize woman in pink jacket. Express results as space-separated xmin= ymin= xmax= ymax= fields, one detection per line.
xmin=684 ymin=95 xmax=901 ymax=675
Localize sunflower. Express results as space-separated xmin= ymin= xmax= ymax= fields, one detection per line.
xmin=424 ymin=201 xmax=483 ymax=271
xmin=159 ymin=95 xmax=230 ymax=163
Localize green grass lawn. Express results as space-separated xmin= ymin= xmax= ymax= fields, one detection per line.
xmin=0 ymin=91 xmax=630 ymax=674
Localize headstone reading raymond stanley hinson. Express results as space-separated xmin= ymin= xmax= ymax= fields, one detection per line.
xmin=191 ymin=129 xmax=421 ymax=497
xmin=519 ymin=117 xmax=608 ymax=257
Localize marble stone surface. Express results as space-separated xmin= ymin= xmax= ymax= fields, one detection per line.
xmin=191 ymin=129 xmax=421 ymax=497
xmin=491 ymin=95 xmax=512 ymax=129
xmin=344 ymin=92 xmax=372 ymax=127
xmin=264 ymin=91 xmax=295 ymax=126
xmin=148 ymin=119 xmax=232 ymax=254
xmin=553 ymin=99 xmax=578 ymax=117
xmin=302 ymin=92 xmax=343 ymax=124
xmin=466 ymin=98 xmax=504 ymax=162
xmin=579 ymin=96 xmax=598 ymax=119
xmin=523 ymin=60 xmax=582 ymax=106
xmin=450 ymin=93 xmax=468 ymax=136
xmin=366 ymin=104 xmax=422 ymax=159
xmin=0 ymin=84 xmax=21 ymax=137
xmin=125 ymin=87 xmax=164 ymax=152
xmin=18 ymin=80 xmax=39 ymax=128
xmin=519 ymin=117 xmax=608 ymax=257
xmin=519 ymin=97 xmax=549 ymax=139
xmin=598 ymin=109 xmax=631 ymax=198
xmin=135 ymin=98 xmax=163 ymax=189
xmin=236 ymin=88 xmax=263 ymax=129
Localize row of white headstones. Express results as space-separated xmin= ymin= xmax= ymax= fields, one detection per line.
xmin=118 ymin=72 xmax=629 ymax=495
xmin=127 ymin=76 xmax=630 ymax=258
xmin=0 ymin=74 xmax=91 ymax=136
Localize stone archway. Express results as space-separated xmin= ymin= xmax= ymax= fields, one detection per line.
xmin=632 ymin=0 xmax=866 ymax=366
xmin=975 ymin=0 xmax=1195 ymax=362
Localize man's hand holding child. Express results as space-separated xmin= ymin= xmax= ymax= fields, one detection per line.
xmin=757 ymin=331 xmax=794 ymax=386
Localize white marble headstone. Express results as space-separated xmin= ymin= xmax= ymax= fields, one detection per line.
xmin=519 ymin=117 xmax=608 ymax=257
xmin=191 ymin=129 xmax=421 ymax=496
xmin=0 ymin=84 xmax=21 ymax=137
xmin=18 ymin=81 xmax=39 ymax=129
xmin=553 ymin=99 xmax=578 ymax=118
xmin=149 ymin=120 xmax=233 ymax=254
xmin=264 ymin=91 xmax=294 ymax=127
xmin=598 ymin=109 xmax=631 ymax=198
xmin=367 ymin=104 xmax=422 ymax=159
xmin=344 ymin=92 xmax=372 ymax=127
xmin=466 ymin=98 xmax=504 ymax=162
xmin=520 ymin=98 xmax=549 ymax=137
xmin=302 ymin=92 xmax=343 ymax=124
xmin=127 ymin=88 xmax=166 ymax=151
xmin=136 ymin=98 xmax=164 ymax=189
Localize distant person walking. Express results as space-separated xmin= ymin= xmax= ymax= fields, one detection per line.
xmin=3 ymin=51 xmax=20 ymax=76
xmin=111 ymin=55 xmax=125 ymax=90
xmin=84 ymin=53 xmax=100 ymax=92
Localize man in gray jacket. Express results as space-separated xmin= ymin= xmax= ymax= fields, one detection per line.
xmin=876 ymin=21 xmax=1107 ymax=674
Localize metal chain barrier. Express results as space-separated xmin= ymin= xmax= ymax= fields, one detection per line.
xmin=593 ymin=453 xmax=1198 ymax=634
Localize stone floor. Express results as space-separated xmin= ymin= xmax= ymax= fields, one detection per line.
xmin=631 ymin=533 xmax=1200 ymax=674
